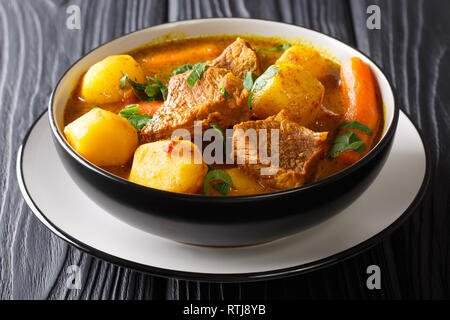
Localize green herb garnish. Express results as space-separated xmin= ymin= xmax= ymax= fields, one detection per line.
xmin=252 ymin=65 xmax=280 ymax=90
xmin=118 ymin=104 xmax=157 ymax=130
xmin=203 ymin=169 xmax=233 ymax=196
xmin=91 ymin=105 xmax=99 ymax=109
xmin=146 ymin=75 xmax=168 ymax=100
xmin=172 ymin=64 xmax=194 ymax=75
xmin=339 ymin=121 xmax=373 ymax=135
xmin=120 ymin=72 xmax=168 ymax=101
xmin=247 ymin=65 xmax=280 ymax=109
xmin=212 ymin=182 xmax=231 ymax=195
xmin=211 ymin=124 xmax=225 ymax=147
xmin=119 ymin=74 xmax=127 ymax=89
xmin=327 ymin=120 xmax=373 ymax=158
xmin=220 ymin=86 xmax=231 ymax=98
xmin=248 ymin=92 xmax=253 ymax=109
xmin=119 ymin=104 xmax=140 ymax=115
xmin=186 ymin=63 xmax=209 ymax=88
xmin=243 ymin=71 xmax=253 ymax=91
xmin=257 ymin=43 xmax=291 ymax=55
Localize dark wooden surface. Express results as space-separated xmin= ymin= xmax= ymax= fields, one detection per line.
xmin=0 ymin=0 xmax=448 ymax=300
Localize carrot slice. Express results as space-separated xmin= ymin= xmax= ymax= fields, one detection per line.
xmin=142 ymin=43 xmax=221 ymax=67
xmin=337 ymin=57 xmax=380 ymax=164
xmin=136 ymin=101 xmax=164 ymax=116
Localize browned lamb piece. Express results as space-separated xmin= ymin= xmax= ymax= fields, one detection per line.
xmin=208 ymin=38 xmax=262 ymax=79
xmin=140 ymin=66 xmax=251 ymax=143
xmin=232 ymin=110 xmax=328 ymax=189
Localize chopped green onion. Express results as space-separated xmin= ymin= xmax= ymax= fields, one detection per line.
xmin=248 ymin=92 xmax=253 ymax=109
xmin=203 ymin=169 xmax=232 ymax=195
xmin=211 ymin=124 xmax=225 ymax=146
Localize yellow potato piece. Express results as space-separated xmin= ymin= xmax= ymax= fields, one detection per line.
xmin=251 ymin=63 xmax=324 ymax=126
xmin=129 ymin=140 xmax=208 ymax=194
xmin=64 ymin=108 xmax=138 ymax=166
xmin=276 ymin=45 xmax=329 ymax=80
xmin=224 ymin=168 xmax=265 ymax=196
xmin=80 ymin=55 xmax=146 ymax=104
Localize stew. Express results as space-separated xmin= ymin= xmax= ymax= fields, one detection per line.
xmin=63 ymin=35 xmax=384 ymax=196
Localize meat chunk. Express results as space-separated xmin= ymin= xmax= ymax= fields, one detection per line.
xmin=141 ymin=66 xmax=251 ymax=143
xmin=209 ymin=38 xmax=261 ymax=79
xmin=232 ymin=110 xmax=328 ymax=189
xmin=311 ymin=105 xmax=343 ymax=132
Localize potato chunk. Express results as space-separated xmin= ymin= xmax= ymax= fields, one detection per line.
xmin=276 ymin=45 xmax=329 ymax=80
xmin=80 ymin=55 xmax=146 ymax=104
xmin=251 ymin=63 xmax=324 ymax=126
xmin=129 ymin=140 xmax=208 ymax=194
xmin=224 ymin=168 xmax=265 ymax=195
xmin=64 ymin=108 xmax=138 ymax=166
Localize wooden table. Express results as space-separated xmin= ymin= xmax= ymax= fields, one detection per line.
xmin=1 ymin=0 xmax=448 ymax=299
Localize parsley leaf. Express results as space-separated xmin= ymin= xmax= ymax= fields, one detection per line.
xmin=118 ymin=104 xmax=157 ymax=130
xmin=247 ymin=65 xmax=280 ymax=109
xmin=120 ymin=72 xmax=168 ymax=102
xmin=243 ymin=71 xmax=253 ymax=91
xmin=203 ymin=169 xmax=232 ymax=195
xmin=327 ymin=120 xmax=374 ymax=158
xmin=172 ymin=64 xmax=194 ymax=75
xmin=327 ymin=131 xmax=367 ymax=158
xmin=339 ymin=120 xmax=373 ymax=135
xmin=220 ymin=86 xmax=231 ymax=98
xmin=252 ymin=65 xmax=280 ymax=91
xmin=257 ymin=43 xmax=291 ymax=54
xmin=145 ymin=75 xmax=168 ymax=100
xmin=119 ymin=74 xmax=127 ymax=89
xmin=186 ymin=63 xmax=208 ymax=88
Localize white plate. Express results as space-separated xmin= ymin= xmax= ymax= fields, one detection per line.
xmin=17 ymin=111 xmax=429 ymax=281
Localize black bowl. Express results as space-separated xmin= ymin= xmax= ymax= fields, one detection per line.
xmin=49 ymin=19 xmax=398 ymax=246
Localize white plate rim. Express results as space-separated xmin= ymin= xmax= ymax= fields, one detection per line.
xmin=16 ymin=110 xmax=431 ymax=282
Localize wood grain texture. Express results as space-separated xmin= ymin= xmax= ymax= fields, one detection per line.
xmin=0 ymin=0 xmax=448 ymax=300
xmin=349 ymin=0 xmax=450 ymax=299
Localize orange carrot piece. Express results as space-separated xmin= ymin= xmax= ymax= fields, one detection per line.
xmin=337 ymin=57 xmax=380 ymax=164
xmin=136 ymin=101 xmax=164 ymax=116
xmin=116 ymin=100 xmax=163 ymax=116
xmin=143 ymin=43 xmax=221 ymax=67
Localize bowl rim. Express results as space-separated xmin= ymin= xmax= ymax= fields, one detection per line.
xmin=48 ymin=17 xmax=400 ymax=202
